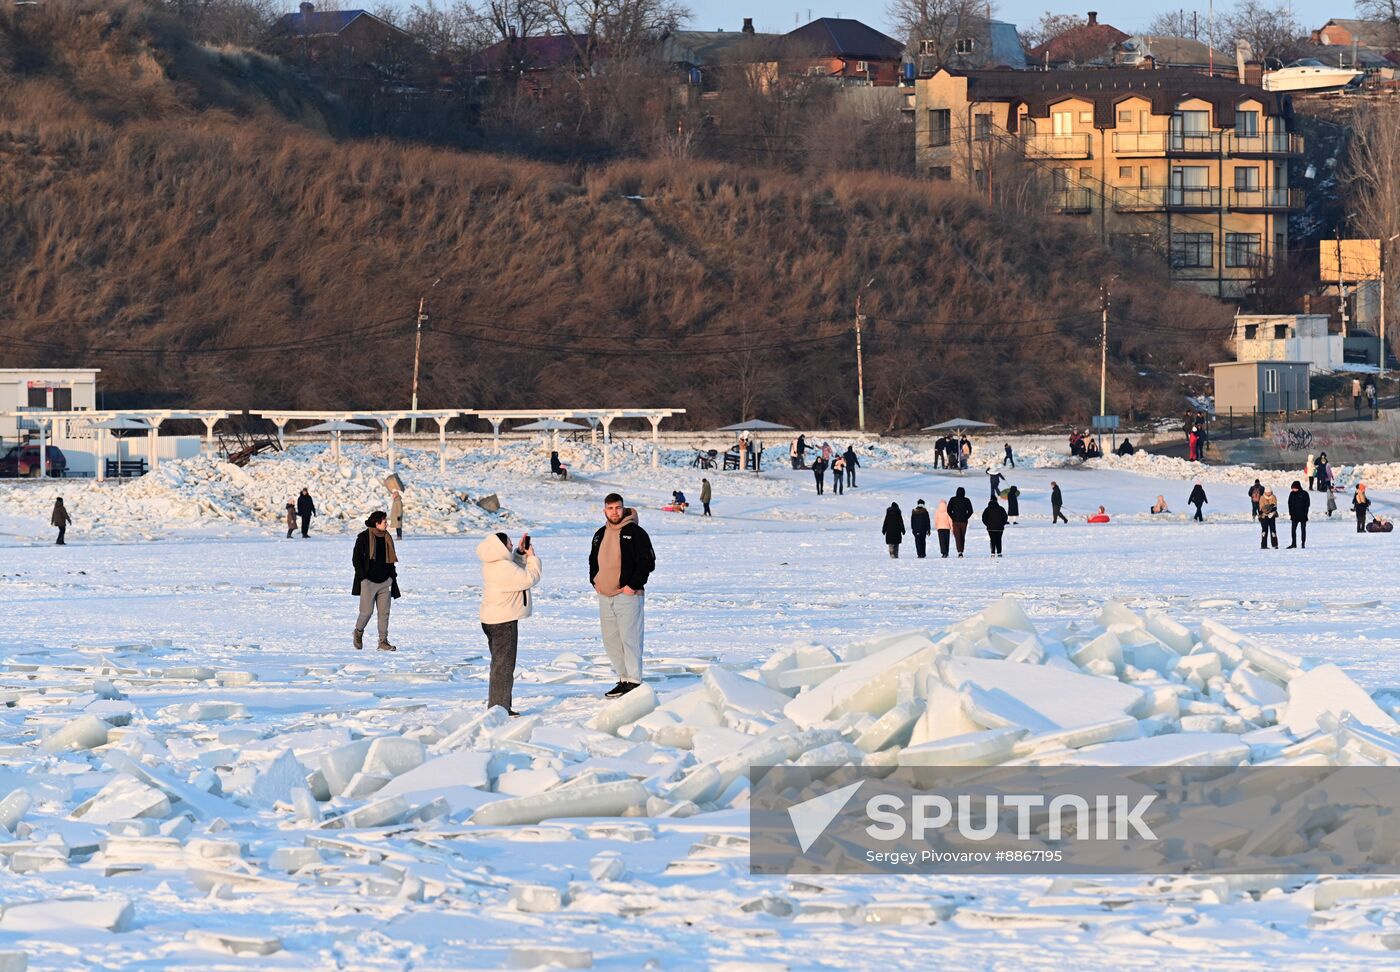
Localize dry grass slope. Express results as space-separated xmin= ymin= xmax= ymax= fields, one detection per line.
xmin=0 ymin=2 xmax=1231 ymax=429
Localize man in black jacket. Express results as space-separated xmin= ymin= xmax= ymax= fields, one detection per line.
xmin=843 ymin=446 xmax=860 ymax=487
xmin=982 ymin=496 xmax=1009 ymax=557
xmin=1286 ymin=480 xmax=1310 ymax=548
xmin=352 ymin=511 xmax=400 ymax=651
xmin=1188 ymin=483 xmax=1208 ymax=522
xmin=297 ymin=488 xmax=316 ymax=538
xmin=947 ymin=487 xmax=974 ymax=557
xmin=589 ymin=493 xmax=656 ymax=698
xmin=909 ymin=500 xmax=931 ymax=558
xmin=1050 ymin=481 xmax=1068 ymax=524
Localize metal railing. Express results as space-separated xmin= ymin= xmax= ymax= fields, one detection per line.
xmin=1227 ymin=187 xmax=1305 ymax=211
xmin=1022 ymin=132 xmax=1091 ymax=158
xmin=1166 ymin=186 xmax=1221 ymax=208
xmin=1054 ymin=188 xmax=1094 ymax=213
xmin=1167 ymin=131 xmax=1221 ymax=155
xmin=1112 ymin=131 xmax=1168 ymax=155
xmin=1112 ymin=187 xmax=1166 ymax=211
xmin=1228 ymin=131 xmax=1304 ymax=156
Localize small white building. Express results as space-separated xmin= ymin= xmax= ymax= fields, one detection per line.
xmin=0 ymin=369 xmax=100 ymax=445
xmin=1230 ymin=314 xmax=1343 ymax=374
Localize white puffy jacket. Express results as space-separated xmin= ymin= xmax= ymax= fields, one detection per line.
xmin=477 ymin=535 xmax=542 ymax=624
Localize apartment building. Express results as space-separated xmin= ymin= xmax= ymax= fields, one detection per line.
xmin=913 ymin=68 xmax=1303 ymax=298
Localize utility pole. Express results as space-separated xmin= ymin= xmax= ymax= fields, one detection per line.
xmin=1099 ymin=280 xmax=1110 ymax=418
xmin=1337 ymin=230 xmax=1349 ymax=338
xmin=410 ymin=296 xmax=427 ymax=433
xmin=854 ymin=294 xmax=867 ymax=433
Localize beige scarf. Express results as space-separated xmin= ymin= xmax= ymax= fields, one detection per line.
xmin=368 ymin=528 xmax=398 ymax=564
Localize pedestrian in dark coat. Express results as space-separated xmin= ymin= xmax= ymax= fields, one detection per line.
xmin=1287 ymin=480 xmax=1309 ymax=548
xmin=882 ymin=503 xmax=905 ymax=558
xmin=812 ymin=456 xmax=827 ymax=495
xmin=830 ymin=456 xmax=845 ymax=495
xmin=1352 ymin=484 xmax=1371 ymax=533
xmin=1315 ymin=454 xmax=1331 ymax=494
xmin=1247 ymin=480 xmax=1264 ymax=519
xmin=700 ymin=478 xmax=712 ymax=516
xmin=946 ymin=487 xmax=974 ymax=557
xmin=987 ymin=469 xmax=1005 ymax=499
xmin=796 ymin=434 xmax=808 ymax=469
xmin=1003 ymin=443 xmax=1014 ymax=467
xmin=296 ymin=488 xmax=316 ymax=538
xmin=1258 ymin=488 xmax=1279 ymax=549
xmin=982 ymin=497 xmax=1009 ymax=556
xmin=285 ymin=502 xmax=296 ymax=538
xmin=1005 ymin=485 xmax=1020 ymax=520
xmin=1050 ymin=482 xmax=1068 ymax=523
xmin=843 ymin=446 xmax=859 ymax=487
xmin=1188 ymin=483 xmax=1208 ymax=521
xmin=910 ymin=500 xmax=931 ymax=558
xmin=51 ymin=497 xmax=71 ymax=545
xmin=352 ymin=511 xmax=401 ymax=651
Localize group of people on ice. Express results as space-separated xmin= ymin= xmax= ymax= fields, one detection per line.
xmin=931 ymin=434 xmax=973 ymax=470
xmin=806 ymin=443 xmax=860 ymax=495
xmin=881 ymin=484 xmax=1016 ymax=559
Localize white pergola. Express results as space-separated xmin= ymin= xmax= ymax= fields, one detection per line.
xmin=257 ymin=410 xmax=467 ymax=473
xmin=472 ymin=408 xmax=687 ymax=470
xmin=3 ymin=409 xmax=232 ymax=480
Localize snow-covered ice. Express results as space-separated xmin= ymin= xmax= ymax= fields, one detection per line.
xmin=1 ymin=437 xmax=1399 ymax=969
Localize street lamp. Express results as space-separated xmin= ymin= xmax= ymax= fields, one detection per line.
xmin=854 ymin=277 xmax=875 ymax=434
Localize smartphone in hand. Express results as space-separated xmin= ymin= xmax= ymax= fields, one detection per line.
xmin=519 ymin=533 xmax=531 ymax=552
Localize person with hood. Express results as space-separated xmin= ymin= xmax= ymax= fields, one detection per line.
xmin=796 ymin=434 xmax=808 ymax=469
xmin=352 ymin=511 xmax=400 ymax=651
xmin=987 ymin=468 xmax=1006 ymax=500
xmin=882 ymin=502 xmax=905 ymax=558
xmin=1050 ymin=481 xmax=1068 ymax=523
xmin=1150 ymin=495 xmax=1169 ymax=514
xmin=982 ymin=495 xmax=1009 ymax=556
xmin=933 ymin=437 xmax=945 ymax=469
xmin=1188 ymin=428 xmax=1200 ymax=463
xmin=477 ymin=531 xmax=542 ymax=715
xmin=1258 ymin=488 xmax=1279 ymax=549
xmin=1005 ymin=484 xmax=1020 ymax=522
xmin=700 ymin=478 xmax=712 ymax=516
xmin=589 ymin=494 xmax=655 ymax=698
xmin=1304 ymin=454 xmax=1315 ymax=492
xmin=812 ymin=454 xmax=828 ymax=495
xmin=1352 ymin=483 xmax=1371 ymax=533
xmin=1287 ymin=480 xmax=1310 ymax=548
xmin=1002 ymin=443 xmax=1014 ymax=467
xmin=1247 ymin=480 xmax=1264 ymax=519
xmin=297 ymin=488 xmax=316 ymax=538
xmin=285 ymin=501 xmax=297 ymax=539
xmin=843 ymin=446 xmax=860 ymax=487
xmin=1315 ymin=453 xmax=1331 ymax=493
xmin=670 ymin=490 xmax=688 ymax=512
xmin=550 ymin=451 xmax=568 ymax=479
xmin=390 ymin=488 xmax=404 ymax=540
xmin=934 ymin=499 xmax=953 ymax=557
xmin=946 ymin=487 xmax=974 ymax=556
xmin=910 ymin=500 xmax=931 ymax=558
xmin=51 ymin=497 xmax=71 ymax=545
xmin=1188 ymin=483 xmax=1208 ymax=522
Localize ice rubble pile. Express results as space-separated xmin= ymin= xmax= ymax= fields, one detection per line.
xmin=3 ymin=598 xmax=1399 ymax=961
xmin=0 ymin=450 xmax=507 ymax=536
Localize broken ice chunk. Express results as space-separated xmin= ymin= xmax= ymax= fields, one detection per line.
xmin=587 ymin=683 xmax=657 ymax=735
xmin=897 ymin=727 xmax=1025 ymax=767
xmin=319 ymin=739 xmax=373 ymax=797
xmin=73 ymin=775 xmax=171 ymax=824
xmin=703 ymin=667 xmax=792 ymax=717
xmin=40 ymin=715 xmax=109 ymax=754
xmin=1281 ymin=664 xmax=1399 ymax=736
xmin=0 ymin=896 xmax=133 ymax=933
xmin=361 ymin=737 xmax=425 ymax=779
xmin=470 ymin=781 xmax=649 ymax=826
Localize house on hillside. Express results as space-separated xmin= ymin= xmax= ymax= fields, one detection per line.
xmin=911 ymin=18 xmax=1027 ymax=72
xmin=780 ymin=17 xmax=906 ymax=86
xmin=1309 ymin=19 xmax=1400 ymax=69
xmin=659 ymin=19 xmax=782 ymax=91
xmin=474 ymin=33 xmax=591 ymax=96
xmin=913 ymin=67 xmax=1304 ymax=298
xmin=264 ymin=3 xmax=416 ymax=77
xmin=1231 ymin=314 xmax=1343 ymax=372
xmin=1026 ymin=11 xmax=1128 ymax=69
xmin=1113 ymin=35 xmax=1228 ymax=73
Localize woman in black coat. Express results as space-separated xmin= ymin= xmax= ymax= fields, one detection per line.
xmin=1188 ymin=483 xmax=1208 ymax=522
xmin=1005 ymin=485 xmax=1020 ymax=521
xmin=882 ymin=503 xmax=905 ymax=559
xmin=981 ymin=497 xmax=1009 ymax=557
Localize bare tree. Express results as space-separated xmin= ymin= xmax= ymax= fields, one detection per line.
xmin=538 ymin=0 xmax=689 ymax=68
xmin=1355 ymin=0 xmax=1400 ymax=50
xmin=402 ymin=0 xmax=489 ymax=61
xmin=1221 ymin=0 xmax=1301 ymax=61
xmin=1347 ymin=99 xmax=1400 ymax=363
xmin=1145 ymin=10 xmax=1195 ymax=37
xmin=887 ymin=0 xmax=995 ymax=69
xmin=486 ymin=0 xmax=549 ymax=42
xmin=1020 ymin=11 xmax=1084 ymax=51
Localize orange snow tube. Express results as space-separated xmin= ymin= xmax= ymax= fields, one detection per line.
xmin=1086 ymin=513 xmax=1111 ymax=524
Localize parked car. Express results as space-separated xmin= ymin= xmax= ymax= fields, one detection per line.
xmin=0 ymin=444 xmax=67 ymax=477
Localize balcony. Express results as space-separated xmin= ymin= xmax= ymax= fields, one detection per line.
xmin=1229 ymin=131 xmax=1304 ymax=156
xmin=1053 ymin=188 xmax=1094 ymax=213
xmin=1112 ymin=131 xmax=1168 ymax=156
xmin=1166 ymin=131 xmax=1222 ymax=156
xmin=1228 ymin=187 xmax=1305 ymax=211
xmin=1112 ymin=186 xmax=1166 ymax=211
xmin=1167 ymin=186 xmax=1221 ymax=209
xmin=1022 ymin=132 xmax=1091 ymax=159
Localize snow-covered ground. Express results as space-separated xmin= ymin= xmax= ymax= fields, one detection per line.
xmin=0 ymin=439 xmax=1398 ymax=970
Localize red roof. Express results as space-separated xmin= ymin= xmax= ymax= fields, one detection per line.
xmin=1027 ymin=18 xmax=1129 ymax=65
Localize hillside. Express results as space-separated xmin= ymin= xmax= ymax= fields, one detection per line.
xmin=0 ymin=2 xmax=1232 ymax=430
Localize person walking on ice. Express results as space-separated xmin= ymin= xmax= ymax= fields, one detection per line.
xmin=934 ymin=499 xmax=953 ymax=557
xmin=830 ymin=454 xmax=845 ymax=495
xmin=477 ymin=531 xmax=541 ymax=716
xmin=812 ymin=455 xmax=827 ymax=495
xmin=982 ymin=495 xmax=1008 ymax=557
xmin=987 ymin=468 xmax=1005 ymax=500
xmin=910 ymin=499 xmax=931 ymax=558
xmin=589 ymin=494 xmax=655 ymax=698
xmin=1188 ymin=483 xmax=1208 ymax=521
xmin=1352 ymin=483 xmax=1371 ymax=533
xmin=297 ymin=488 xmax=316 ymax=538
xmin=700 ymin=478 xmax=712 ymax=516
xmin=352 ymin=511 xmax=400 ymax=651
xmin=390 ymin=488 xmax=404 ymax=540
xmin=843 ymin=445 xmax=860 ymax=487
xmin=1258 ymin=488 xmax=1279 ymax=549
xmin=882 ymin=502 xmax=905 ymax=558
xmin=947 ymin=487 xmax=973 ymax=556
xmin=1002 ymin=443 xmax=1014 ymax=467
xmin=51 ymin=497 xmax=71 ymax=545
xmin=1287 ymin=480 xmax=1309 ymax=548
xmin=285 ymin=501 xmax=296 ymax=539
xmin=1050 ymin=481 xmax=1068 ymax=524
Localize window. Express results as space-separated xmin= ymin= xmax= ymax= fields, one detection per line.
xmin=1235 ymin=166 xmax=1260 ymax=191
xmin=1226 ymin=232 xmax=1262 ymax=267
xmin=919 ymin=39 xmax=939 ymax=56
xmin=929 ymin=165 xmax=952 ymax=180
xmin=1052 ymin=111 xmax=1073 ymax=136
xmin=1264 ymin=369 xmax=1279 ymax=394
xmin=928 ymin=109 xmax=950 ymax=146
xmin=1243 ymin=324 xmax=1258 ymax=340
xmin=954 ymin=37 xmax=975 ymax=54
xmin=1079 ymin=166 xmax=1092 ymax=180
xmin=1139 ymin=165 xmax=1150 ymax=188
xmin=1171 ymin=233 xmax=1214 ymax=268
xmin=1236 ymin=109 xmax=1259 ymax=136
xmin=855 ymin=60 xmax=870 ymax=72
xmin=1052 ymin=168 xmax=1070 ymax=189
xmin=1273 ymin=324 xmax=1288 ymax=339
xmin=974 ymin=113 xmax=992 ymax=141
xmin=52 ymin=388 xmax=72 ymax=411
xmin=1176 ymin=109 xmax=1210 ymax=133
xmin=27 ymin=387 xmax=47 ymax=407
xmin=1119 ymin=165 xmax=1133 ymax=178
xmin=1079 ymin=110 xmax=1093 ymax=124
xmin=1117 ymin=109 xmax=1133 ymax=123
